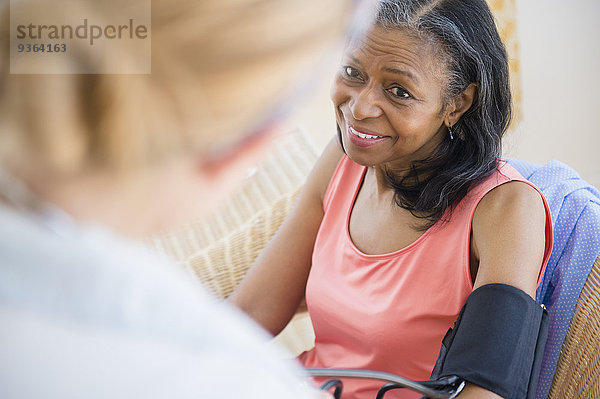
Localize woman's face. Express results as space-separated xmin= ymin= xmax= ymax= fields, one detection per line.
xmin=332 ymin=24 xmax=449 ymax=171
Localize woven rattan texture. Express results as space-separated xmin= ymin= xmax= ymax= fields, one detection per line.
xmin=548 ymin=255 xmax=600 ymax=398
xmin=148 ymin=129 xmax=317 ymax=297
xmin=148 ymin=129 xmax=317 ymax=262
xmin=185 ymin=188 xmax=301 ymax=298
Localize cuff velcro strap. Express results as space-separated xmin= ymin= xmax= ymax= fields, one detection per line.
xmin=429 ymin=283 xmax=548 ymax=399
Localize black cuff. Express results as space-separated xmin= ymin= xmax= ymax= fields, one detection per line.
xmin=428 ymin=284 xmax=548 ymax=399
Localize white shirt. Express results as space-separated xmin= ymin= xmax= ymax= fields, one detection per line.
xmin=0 ymin=205 xmax=318 ymax=399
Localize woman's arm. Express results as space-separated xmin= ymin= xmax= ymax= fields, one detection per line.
xmin=228 ymin=138 xmax=344 ymax=336
xmin=471 ymin=180 xmax=547 ymax=298
xmin=458 ymin=180 xmax=547 ymax=398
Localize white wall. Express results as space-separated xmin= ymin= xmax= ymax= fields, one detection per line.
xmin=292 ymin=0 xmax=600 ymax=189
xmin=505 ymin=0 xmax=600 ymax=188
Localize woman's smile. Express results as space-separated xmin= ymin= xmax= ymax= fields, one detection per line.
xmin=347 ymin=124 xmax=390 ymax=147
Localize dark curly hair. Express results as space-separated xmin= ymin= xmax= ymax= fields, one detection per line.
xmin=339 ymin=0 xmax=512 ymax=229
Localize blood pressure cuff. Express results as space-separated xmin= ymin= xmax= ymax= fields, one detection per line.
xmin=427 ymin=283 xmax=549 ymax=399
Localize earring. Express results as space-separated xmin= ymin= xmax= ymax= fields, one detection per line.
xmin=447 ymin=123 xmax=454 ymax=140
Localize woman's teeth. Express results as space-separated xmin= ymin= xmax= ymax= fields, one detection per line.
xmin=349 ymin=126 xmax=383 ymax=139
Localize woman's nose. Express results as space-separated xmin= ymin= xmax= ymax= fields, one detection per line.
xmin=349 ymin=86 xmax=383 ymax=120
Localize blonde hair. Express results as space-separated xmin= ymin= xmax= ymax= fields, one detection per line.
xmin=0 ymin=0 xmax=350 ymax=175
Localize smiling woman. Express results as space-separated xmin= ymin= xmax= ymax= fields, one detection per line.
xmin=334 ymin=26 xmax=456 ymax=173
xmin=333 ymin=16 xmax=506 ymax=227
xmin=230 ymin=1 xmax=553 ymax=398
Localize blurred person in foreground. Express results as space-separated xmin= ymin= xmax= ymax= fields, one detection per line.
xmin=0 ymin=0 xmax=358 ymax=397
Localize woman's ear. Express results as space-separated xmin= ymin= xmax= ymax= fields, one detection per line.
xmin=445 ymin=83 xmax=478 ymax=126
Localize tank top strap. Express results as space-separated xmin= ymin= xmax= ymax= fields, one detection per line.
xmin=322 ymin=155 xmax=366 ymax=213
xmin=439 ymin=159 xmax=553 ymax=286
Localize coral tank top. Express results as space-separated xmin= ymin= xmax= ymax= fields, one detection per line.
xmin=299 ymin=155 xmax=553 ymax=399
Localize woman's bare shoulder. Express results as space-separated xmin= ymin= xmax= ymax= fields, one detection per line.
xmin=304 ymin=136 xmax=345 ymax=204
xmin=471 ymin=180 xmax=547 ymax=297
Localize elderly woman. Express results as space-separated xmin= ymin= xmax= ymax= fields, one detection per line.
xmin=231 ymin=0 xmax=553 ymax=398
xmin=0 ymin=0 xmax=353 ymax=397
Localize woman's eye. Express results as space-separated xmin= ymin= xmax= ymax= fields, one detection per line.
xmin=343 ymin=66 xmax=361 ymax=80
xmin=388 ymin=86 xmax=410 ymax=99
